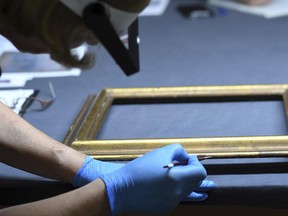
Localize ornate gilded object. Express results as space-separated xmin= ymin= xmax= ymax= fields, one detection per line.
xmin=64 ymin=84 xmax=288 ymax=160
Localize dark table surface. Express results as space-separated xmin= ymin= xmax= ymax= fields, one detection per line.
xmin=1 ymin=0 xmax=288 ymax=210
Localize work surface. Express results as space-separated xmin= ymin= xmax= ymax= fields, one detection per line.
xmin=1 ymin=0 xmax=288 ymax=212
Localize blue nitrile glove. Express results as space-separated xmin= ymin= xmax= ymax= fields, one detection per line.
xmin=73 ymin=156 xmax=124 ymax=187
xmin=182 ymin=178 xmax=215 ymax=202
xmin=100 ymin=143 xmax=215 ymax=216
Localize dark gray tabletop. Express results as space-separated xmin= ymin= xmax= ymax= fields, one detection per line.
xmin=1 ymin=0 xmax=288 ymax=209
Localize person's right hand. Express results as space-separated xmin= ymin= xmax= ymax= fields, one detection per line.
xmin=100 ymin=143 xmax=215 ymax=215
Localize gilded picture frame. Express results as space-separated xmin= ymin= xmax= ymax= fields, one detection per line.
xmin=64 ymin=84 xmax=288 ymax=160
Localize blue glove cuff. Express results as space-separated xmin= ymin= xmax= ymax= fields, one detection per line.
xmin=73 ymin=155 xmax=94 ymax=187
xmin=73 ymin=156 xmax=125 ymax=188
xmin=100 ymin=175 xmax=117 ymax=216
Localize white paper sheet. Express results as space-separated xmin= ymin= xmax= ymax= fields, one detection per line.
xmin=0 ymin=69 xmax=81 ymax=88
xmin=0 ymin=36 xmax=18 ymax=56
xmin=0 ymin=52 xmax=81 ymax=88
xmin=0 ymin=89 xmax=35 ymax=114
xmin=140 ymin=0 xmax=171 ymax=16
xmin=208 ymin=0 xmax=288 ymax=18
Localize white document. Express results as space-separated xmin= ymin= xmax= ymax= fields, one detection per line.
xmin=0 ymin=89 xmax=35 ymax=114
xmin=0 ymin=36 xmax=85 ymax=88
xmin=140 ymin=0 xmax=171 ymax=16
xmin=0 ymin=35 xmax=18 ymax=56
xmin=208 ymin=0 xmax=288 ymax=18
xmin=0 ymin=69 xmax=81 ymax=88
xmin=0 ymin=52 xmax=81 ymax=88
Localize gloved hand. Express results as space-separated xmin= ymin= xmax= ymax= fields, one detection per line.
xmin=182 ymin=178 xmax=215 ymax=202
xmin=100 ymin=143 xmax=215 ymax=216
xmin=73 ymin=156 xmax=124 ymax=187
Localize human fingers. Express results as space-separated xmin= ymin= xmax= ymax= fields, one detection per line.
xmin=193 ymin=179 xmax=216 ymax=192
xmin=182 ymin=192 xmax=209 ymax=202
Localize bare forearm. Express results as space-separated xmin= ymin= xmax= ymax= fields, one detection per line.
xmin=0 ymin=102 xmax=85 ymax=183
xmin=0 ymin=179 xmax=111 ymax=216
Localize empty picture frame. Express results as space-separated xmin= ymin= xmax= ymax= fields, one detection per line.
xmin=64 ymin=84 xmax=288 ymax=160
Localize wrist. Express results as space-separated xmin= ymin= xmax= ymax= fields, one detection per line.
xmin=100 ymin=174 xmax=118 ymax=216
xmin=73 ymin=156 xmax=125 ymax=188
xmin=73 ymin=155 xmax=94 ymax=187
xmin=100 ymin=170 xmax=128 ymax=216
xmin=55 ymin=146 xmax=86 ymax=184
xmin=82 ymin=179 xmax=111 ymax=216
